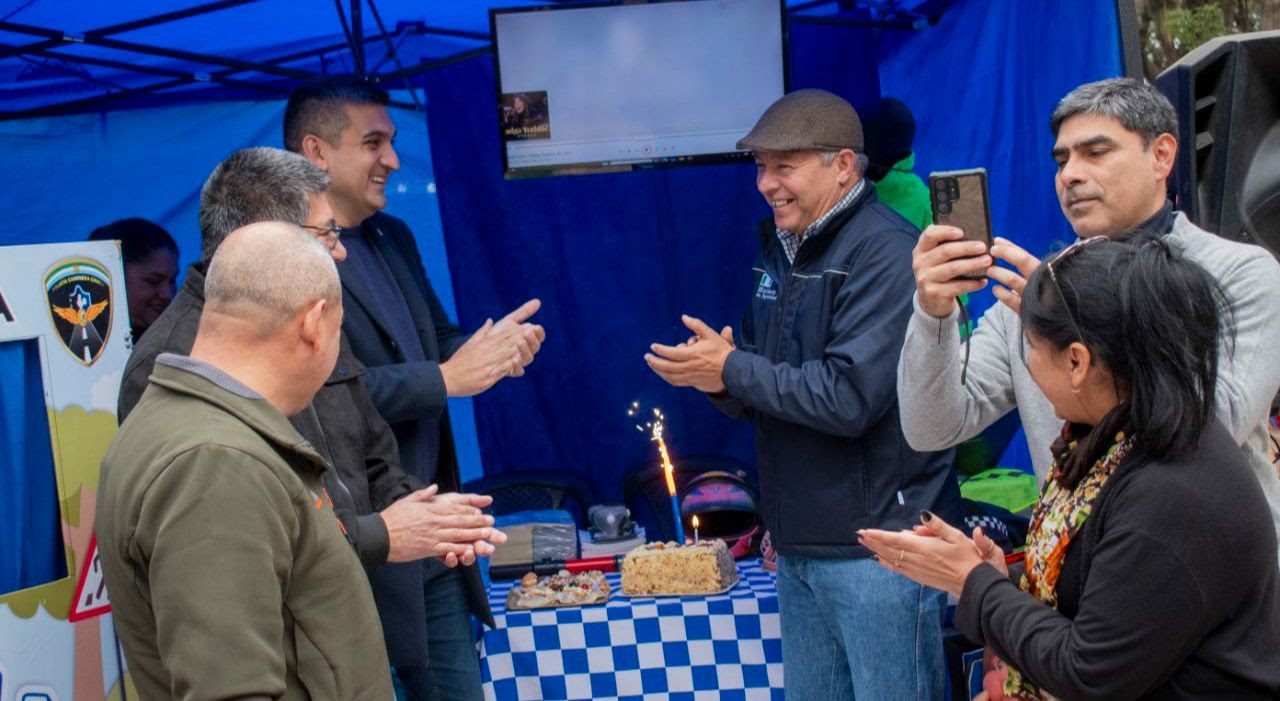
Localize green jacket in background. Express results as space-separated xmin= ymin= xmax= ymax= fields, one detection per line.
xmin=97 ymin=358 xmax=393 ymax=700
xmin=872 ymin=152 xmax=932 ymax=231
xmin=873 ymin=152 xmax=973 ymax=338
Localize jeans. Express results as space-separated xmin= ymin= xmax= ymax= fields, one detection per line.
xmin=395 ymin=562 xmax=484 ymax=701
xmin=776 ymin=554 xmax=946 ymax=701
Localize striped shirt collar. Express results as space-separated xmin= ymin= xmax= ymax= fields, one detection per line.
xmin=776 ymin=178 xmax=866 ymax=264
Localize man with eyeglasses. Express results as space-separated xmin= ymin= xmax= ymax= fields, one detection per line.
xmin=898 ymin=77 xmax=1280 ymax=543
xmin=300 ymin=219 xmax=343 ymax=250
xmin=118 ymin=147 xmax=505 ymax=658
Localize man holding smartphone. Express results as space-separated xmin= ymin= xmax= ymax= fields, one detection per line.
xmin=647 ymin=89 xmax=960 ymax=701
xmin=897 ymin=77 xmax=1280 ymax=544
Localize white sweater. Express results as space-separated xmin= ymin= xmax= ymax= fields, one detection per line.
xmin=897 ymin=213 xmax=1280 ymax=541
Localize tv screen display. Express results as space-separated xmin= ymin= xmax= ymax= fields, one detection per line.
xmin=490 ymin=0 xmax=787 ymax=178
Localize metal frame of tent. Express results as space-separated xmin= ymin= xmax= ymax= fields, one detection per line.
xmin=0 ymin=0 xmax=1143 ymax=121
xmin=0 ymin=0 xmax=983 ymax=121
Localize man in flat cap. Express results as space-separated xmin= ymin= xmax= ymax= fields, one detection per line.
xmin=646 ymin=89 xmax=959 ymax=699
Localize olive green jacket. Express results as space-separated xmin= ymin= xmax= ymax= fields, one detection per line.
xmin=97 ymin=356 xmax=393 ymax=700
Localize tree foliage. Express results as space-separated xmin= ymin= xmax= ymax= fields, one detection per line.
xmin=1137 ymin=0 xmax=1280 ymax=78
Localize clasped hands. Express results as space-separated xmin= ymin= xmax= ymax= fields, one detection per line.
xmin=442 ymin=298 xmax=546 ymax=397
xmin=644 ymin=314 xmax=735 ymax=394
xmin=857 ymin=511 xmax=1007 ymax=597
xmin=381 ymin=484 xmax=508 ymax=567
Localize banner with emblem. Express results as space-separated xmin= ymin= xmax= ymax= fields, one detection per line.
xmin=44 ymin=258 xmax=114 ymax=367
xmin=0 ymin=242 xmax=130 ymax=699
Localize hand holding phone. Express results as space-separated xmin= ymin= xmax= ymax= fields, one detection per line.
xmin=929 ymin=168 xmax=993 ymax=281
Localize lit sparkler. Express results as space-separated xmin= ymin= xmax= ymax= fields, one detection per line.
xmin=628 ymin=401 xmax=686 ymax=543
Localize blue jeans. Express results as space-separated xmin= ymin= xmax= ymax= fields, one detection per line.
xmin=395 ymin=563 xmax=484 ymax=701
xmin=776 ymin=554 xmax=945 ymax=701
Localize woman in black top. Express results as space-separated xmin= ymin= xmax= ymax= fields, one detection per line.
xmin=860 ymin=234 xmax=1280 ymax=700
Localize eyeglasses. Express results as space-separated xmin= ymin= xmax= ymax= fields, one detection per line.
xmin=301 ymin=222 xmax=342 ymax=240
xmin=1044 ymin=236 xmax=1106 ymax=342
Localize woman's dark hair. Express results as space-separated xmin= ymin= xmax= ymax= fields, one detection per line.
xmin=1019 ymin=231 xmax=1231 ymax=487
xmin=88 ymin=217 xmax=178 ymax=266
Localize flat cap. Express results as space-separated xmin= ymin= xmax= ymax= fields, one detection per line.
xmin=737 ymin=89 xmax=864 ymax=153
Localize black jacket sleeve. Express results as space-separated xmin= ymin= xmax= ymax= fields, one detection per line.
xmin=355 ymin=217 xmax=467 ymax=423
xmin=386 ymin=215 xmax=467 ymax=363
xmin=720 ymin=230 xmax=916 ymax=437
xmin=118 ymin=296 xmax=203 ymax=421
xmin=427 ymin=280 xmax=467 ymax=362
xmin=957 ymin=530 xmax=1207 ymax=700
xmin=118 ymin=353 xmax=152 ymax=422
xmin=358 ymin=361 xmax=449 ymax=425
xmin=707 ymin=319 xmax=754 ymax=421
xmin=357 ymin=379 xmax=426 ymax=510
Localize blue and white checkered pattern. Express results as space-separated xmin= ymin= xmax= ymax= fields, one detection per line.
xmin=480 ymin=559 xmax=784 ymax=701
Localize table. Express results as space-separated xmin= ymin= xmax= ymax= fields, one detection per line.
xmin=480 ymin=559 xmax=784 ymax=701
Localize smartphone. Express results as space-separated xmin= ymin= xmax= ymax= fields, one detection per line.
xmin=929 ymin=168 xmax=993 ymax=280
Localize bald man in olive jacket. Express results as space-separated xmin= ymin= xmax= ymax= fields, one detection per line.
xmin=98 ymin=223 xmax=391 ymax=699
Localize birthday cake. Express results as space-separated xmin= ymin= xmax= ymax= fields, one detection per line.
xmin=620 ymin=539 xmax=737 ymax=596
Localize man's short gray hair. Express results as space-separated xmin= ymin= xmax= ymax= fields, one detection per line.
xmin=198 ymin=147 xmax=330 ymax=263
xmin=204 ymin=222 xmax=339 ymax=337
xmin=1050 ymin=77 xmax=1179 ymax=147
xmin=819 ymin=149 xmax=869 ymax=175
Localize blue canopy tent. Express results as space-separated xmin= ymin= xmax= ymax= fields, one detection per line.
xmin=0 ymin=0 xmax=1136 ymax=511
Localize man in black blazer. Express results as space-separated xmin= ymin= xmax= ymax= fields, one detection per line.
xmin=286 ymin=75 xmax=544 ymax=701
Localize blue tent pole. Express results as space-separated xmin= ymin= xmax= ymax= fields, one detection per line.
xmin=352 ymin=0 xmax=366 ymax=77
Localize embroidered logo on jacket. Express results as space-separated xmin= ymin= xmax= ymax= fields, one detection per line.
xmin=754 ymin=272 xmax=778 ymax=302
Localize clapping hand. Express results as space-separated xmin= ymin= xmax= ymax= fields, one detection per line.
xmin=488 ymin=298 xmax=546 ymax=377
xmin=382 ymin=487 xmax=508 ymax=566
xmin=644 ymin=315 xmax=735 ymax=394
xmin=857 ymin=511 xmax=995 ymax=596
xmin=441 ymin=299 xmax=545 ymax=396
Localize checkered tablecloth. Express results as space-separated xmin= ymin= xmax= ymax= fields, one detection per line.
xmin=480 ymin=559 xmax=784 ymax=701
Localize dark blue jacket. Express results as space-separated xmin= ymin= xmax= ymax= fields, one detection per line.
xmin=336 ymin=211 xmax=494 ymax=665
xmin=712 ymin=186 xmax=959 ymax=558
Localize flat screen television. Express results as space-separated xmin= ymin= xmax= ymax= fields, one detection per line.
xmin=490 ymin=0 xmax=787 ymax=178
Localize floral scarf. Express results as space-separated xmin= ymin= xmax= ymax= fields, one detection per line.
xmin=1000 ymin=427 xmax=1136 ymax=700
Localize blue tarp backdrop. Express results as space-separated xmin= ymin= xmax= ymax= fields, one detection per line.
xmin=0 ymin=95 xmax=488 ymax=481
xmin=424 ymin=1 xmax=1124 ymax=498
xmin=0 ymin=0 xmax=1126 ymax=505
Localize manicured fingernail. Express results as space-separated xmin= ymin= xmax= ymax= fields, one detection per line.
xmin=920 ymin=510 xmax=934 ymax=522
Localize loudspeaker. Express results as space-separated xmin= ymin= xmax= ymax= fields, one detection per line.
xmin=1157 ymin=30 xmax=1280 ymax=258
